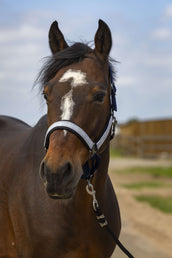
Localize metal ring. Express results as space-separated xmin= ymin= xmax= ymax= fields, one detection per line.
xmin=86 ymin=183 xmax=95 ymax=196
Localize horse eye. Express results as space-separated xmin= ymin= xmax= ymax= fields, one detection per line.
xmin=43 ymin=91 xmax=48 ymax=101
xmin=93 ymin=92 xmax=106 ymax=103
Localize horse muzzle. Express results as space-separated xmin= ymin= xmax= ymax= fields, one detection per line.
xmin=40 ymin=160 xmax=81 ymax=199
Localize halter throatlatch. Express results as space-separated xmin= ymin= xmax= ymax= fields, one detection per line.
xmin=44 ymin=67 xmax=117 ymax=180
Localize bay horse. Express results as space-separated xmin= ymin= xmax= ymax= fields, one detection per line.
xmin=0 ymin=20 xmax=121 ymax=257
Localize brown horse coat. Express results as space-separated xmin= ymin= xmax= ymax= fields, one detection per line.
xmin=0 ymin=20 xmax=121 ymax=258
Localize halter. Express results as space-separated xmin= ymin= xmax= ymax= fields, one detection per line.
xmin=44 ymin=66 xmax=117 ymax=180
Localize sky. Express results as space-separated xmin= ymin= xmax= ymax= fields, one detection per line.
xmin=0 ymin=0 xmax=172 ymax=126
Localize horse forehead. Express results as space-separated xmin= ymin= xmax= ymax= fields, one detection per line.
xmin=59 ymin=69 xmax=88 ymax=88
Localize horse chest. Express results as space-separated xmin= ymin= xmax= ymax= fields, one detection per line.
xmin=54 ymin=234 xmax=112 ymax=258
xmin=52 ymin=218 xmax=114 ymax=258
xmin=17 ymin=221 xmax=114 ymax=258
xmin=57 ymin=246 xmax=109 ymax=258
xmin=12 ymin=200 xmax=113 ymax=258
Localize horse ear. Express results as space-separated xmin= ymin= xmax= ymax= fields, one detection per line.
xmin=94 ymin=19 xmax=112 ymax=58
xmin=49 ymin=21 xmax=68 ymax=54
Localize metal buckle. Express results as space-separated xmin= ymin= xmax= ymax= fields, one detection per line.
xmin=90 ymin=143 xmax=98 ymax=156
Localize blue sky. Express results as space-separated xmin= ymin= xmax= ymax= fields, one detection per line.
xmin=0 ymin=0 xmax=172 ymax=125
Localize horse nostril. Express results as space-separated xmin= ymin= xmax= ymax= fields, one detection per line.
xmin=40 ymin=161 xmax=74 ymax=181
xmin=62 ymin=162 xmax=74 ymax=178
xmin=40 ymin=161 xmax=46 ymax=180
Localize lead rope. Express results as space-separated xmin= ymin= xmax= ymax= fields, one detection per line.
xmin=86 ymin=180 xmax=134 ymax=258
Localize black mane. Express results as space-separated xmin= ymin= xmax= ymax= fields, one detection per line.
xmin=36 ymin=43 xmax=92 ymax=90
xmin=36 ymin=42 xmax=116 ymax=91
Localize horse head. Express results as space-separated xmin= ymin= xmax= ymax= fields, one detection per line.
xmin=39 ymin=20 xmax=115 ymax=199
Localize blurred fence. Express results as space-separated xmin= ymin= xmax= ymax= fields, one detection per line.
xmin=111 ymin=119 xmax=172 ymax=158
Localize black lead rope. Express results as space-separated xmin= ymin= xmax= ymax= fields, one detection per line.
xmin=105 ymin=226 xmax=134 ymax=258
xmin=94 ymin=203 xmax=134 ymax=258
xmin=82 ymin=150 xmax=134 ymax=257
xmin=86 ymin=181 xmax=134 ymax=258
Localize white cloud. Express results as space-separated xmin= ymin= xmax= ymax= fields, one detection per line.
xmin=143 ymin=54 xmax=172 ymax=68
xmin=0 ymin=72 xmax=5 ymax=80
xmin=0 ymin=24 xmax=46 ymax=43
xmin=152 ymin=27 xmax=171 ymax=40
xmin=112 ymin=33 xmax=129 ymax=46
xmin=118 ymin=76 xmax=136 ymax=88
xmin=0 ymin=20 xmax=50 ymax=87
xmin=165 ymin=4 xmax=172 ymax=18
xmin=0 ymin=6 xmax=172 ymax=125
xmin=0 ymin=42 xmax=46 ymax=84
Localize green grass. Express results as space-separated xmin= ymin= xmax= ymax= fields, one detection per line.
xmin=135 ymin=195 xmax=172 ymax=213
xmin=110 ymin=148 xmax=123 ymax=158
xmin=122 ymin=181 xmax=171 ymax=189
xmin=114 ymin=166 xmax=172 ymax=178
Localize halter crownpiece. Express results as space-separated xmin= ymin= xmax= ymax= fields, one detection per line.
xmin=44 ymin=67 xmax=117 ymax=180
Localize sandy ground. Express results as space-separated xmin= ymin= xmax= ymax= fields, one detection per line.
xmin=109 ymin=158 xmax=172 ymax=258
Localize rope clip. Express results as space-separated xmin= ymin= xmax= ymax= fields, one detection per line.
xmin=86 ymin=180 xmax=98 ymax=211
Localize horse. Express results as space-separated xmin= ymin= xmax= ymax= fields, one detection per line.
xmin=0 ymin=19 xmax=121 ymax=258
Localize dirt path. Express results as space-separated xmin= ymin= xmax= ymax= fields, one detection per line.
xmin=109 ymin=158 xmax=172 ymax=258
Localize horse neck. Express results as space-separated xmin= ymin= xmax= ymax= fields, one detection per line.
xmin=94 ymin=145 xmax=110 ymax=187
xmin=22 ymin=115 xmax=47 ymax=163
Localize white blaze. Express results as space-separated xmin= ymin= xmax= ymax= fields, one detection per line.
xmin=60 ymin=69 xmax=88 ymax=121
xmin=59 ymin=69 xmax=88 ymax=87
xmin=59 ymin=69 xmax=88 ymax=136
xmin=60 ymin=89 xmax=74 ymax=120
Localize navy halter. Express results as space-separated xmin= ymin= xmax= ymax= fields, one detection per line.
xmin=44 ymin=67 xmax=117 ymax=180
xmin=109 ymin=65 xmax=117 ymax=112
